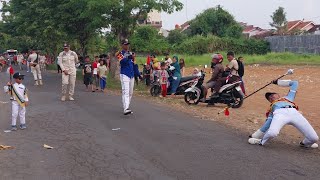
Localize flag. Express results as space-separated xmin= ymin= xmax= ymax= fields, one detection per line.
xmin=9 ymin=65 xmax=14 ymax=75
xmin=146 ymin=55 xmax=151 ymax=65
xmin=117 ymin=52 xmax=124 ymax=61
xmin=224 ymin=107 xmax=230 ymax=116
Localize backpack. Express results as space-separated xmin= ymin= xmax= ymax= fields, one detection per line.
xmin=237 ymin=60 xmax=244 ymax=77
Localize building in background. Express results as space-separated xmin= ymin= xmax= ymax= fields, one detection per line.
xmin=137 ymin=10 xmax=162 ymax=30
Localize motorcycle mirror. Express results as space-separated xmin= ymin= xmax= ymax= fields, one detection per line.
xmin=286 ymin=69 xmax=294 ymax=75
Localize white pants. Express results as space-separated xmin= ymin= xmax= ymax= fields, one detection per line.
xmin=31 ymin=64 xmax=42 ymax=81
xmin=261 ymin=108 xmax=319 ymax=146
xmin=12 ymin=101 xmax=26 ymax=126
xmin=120 ymin=74 xmax=134 ymax=111
xmin=62 ymin=70 xmax=76 ymax=96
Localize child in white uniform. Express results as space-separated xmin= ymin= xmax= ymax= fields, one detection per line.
xmin=4 ymin=72 xmax=29 ymax=131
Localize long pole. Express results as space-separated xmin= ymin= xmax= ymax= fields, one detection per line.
xmin=243 ymin=73 xmax=287 ymax=100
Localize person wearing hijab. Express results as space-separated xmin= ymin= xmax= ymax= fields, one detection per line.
xmin=168 ymin=55 xmax=181 ymax=95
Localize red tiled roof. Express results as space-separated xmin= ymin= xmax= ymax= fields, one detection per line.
xmin=287 ymin=20 xmax=301 ymax=31
xmin=243 ymin=25 xmax=254 ymax=32
xmin=180 ymin=21 xmax=190 ymax=29
xmin=294 ymin=21 xmax=313 ymax=30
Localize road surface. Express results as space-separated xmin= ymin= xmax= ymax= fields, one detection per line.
xmin=0 ymin=69 xmax=320 ymax=180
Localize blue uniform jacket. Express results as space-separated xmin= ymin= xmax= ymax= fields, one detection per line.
xmin=119 ymin=50 xmax=134 ymax=78
xmin=260 ymin=80 xmax=298 ymax=133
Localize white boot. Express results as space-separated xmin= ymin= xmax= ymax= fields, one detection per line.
xmin=39 ymin=80 xmax=43 ymax=85
xmin=34 ymin=80 xmax=39 ymax=86
xmin=250 ymin=129 xmax=265 ymax=139
xmin=61 ymin=96 xmax=66 ymax=102
xmin=69 ymin=96 xmax=75 ymax=101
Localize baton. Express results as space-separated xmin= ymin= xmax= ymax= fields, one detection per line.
xmin=243 ymin=69 xmax=294 ymax=100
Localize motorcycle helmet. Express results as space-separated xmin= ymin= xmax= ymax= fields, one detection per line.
xmin=211 ymin=53 xmax=223 ymax=63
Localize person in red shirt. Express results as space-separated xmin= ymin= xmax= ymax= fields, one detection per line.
xmin=92 ymin=56 xmax=100 ymax=91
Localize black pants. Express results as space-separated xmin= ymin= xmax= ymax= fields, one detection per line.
xmin=145 ymin=76 xmax=151 ymax=86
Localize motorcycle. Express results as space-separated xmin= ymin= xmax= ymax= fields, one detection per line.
xmin=150 ymin=70 xmax=202 ymax=97
xmin=184 ymin=73 xmax=244 ymax=108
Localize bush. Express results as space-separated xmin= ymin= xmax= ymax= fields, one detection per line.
xmin=176 ymin=35 xmax=270 ymax=55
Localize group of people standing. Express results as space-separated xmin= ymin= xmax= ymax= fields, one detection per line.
xmin=82 ymin=55 xmax=109 ymax=92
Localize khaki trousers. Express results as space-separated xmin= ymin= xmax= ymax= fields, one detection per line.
xmin=62 ymin=70 xmax=76 ymax=96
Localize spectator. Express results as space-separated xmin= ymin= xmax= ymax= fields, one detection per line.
xmin=179 ymin=58 xmax=186 ymax=77
xmin=98 ymin=59 xmax=108 ymax=93
xmin=143 ymin=64 xmax=152 ymax=86
xmin=238 ymin=56 xmax=246 ymax=95
xmin=164 ymin=53 xmax=172 ymax=64
xmin=168 ymin=55 xmax=181 ymax=96
xmin=192 ymin=68 xmax=200 ymax=76
xmin=82 ymin=56 xmax=94 ymax=92
xmin=92 ymin=56 xmax=100 ymax=91
xmin=158 ymin=62 xmax=169 ymax=97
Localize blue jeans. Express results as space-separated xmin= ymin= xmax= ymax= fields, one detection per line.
xmin=100 ymin=77 xmax=107 ymax=90
xmin=169 ymin=77 xmax=180 ymax=94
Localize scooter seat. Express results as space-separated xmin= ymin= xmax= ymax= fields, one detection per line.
xmin=180 ymin=76 xmax=197 ymax=83
xmin=219 ymin=81 xmax=242 ymax=93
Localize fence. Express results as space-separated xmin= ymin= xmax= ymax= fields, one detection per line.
xmin=265 ymin=35 xmax=320 ymax=54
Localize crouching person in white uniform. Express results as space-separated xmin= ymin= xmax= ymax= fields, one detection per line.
xmin=117 ymin=39 xmax=134 ymax=115
xmin=248 ymin=79 xmax=319 ymax=148
xmin=4 ymin=72 xmax=29 ymax=131
xmin=57 ymin=43 xmax=79 ymax=101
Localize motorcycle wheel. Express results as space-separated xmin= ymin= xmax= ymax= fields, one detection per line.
xmin=150 ymin=85 xmax=161 ymax=97
xmin=230 ymin=91 xmax=244 ymax=108
xmin=184 ymin=92 xmax=200 ymax=105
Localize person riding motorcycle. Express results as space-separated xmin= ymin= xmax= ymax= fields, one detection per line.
xmin=201 ymin=54 xmax=224 ymax=102
xmin=212 ymin=51 xmax=241 ymax=97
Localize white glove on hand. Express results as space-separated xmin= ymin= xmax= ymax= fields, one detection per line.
xmin=173 ymin=77 xmax=177 ymax=80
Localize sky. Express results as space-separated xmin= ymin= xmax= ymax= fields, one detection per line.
xmin=162 ymin=0 xmax=320 ymax=30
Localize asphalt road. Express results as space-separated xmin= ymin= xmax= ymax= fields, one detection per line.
xmin=1 ymin=69 xmax=320 ymax=180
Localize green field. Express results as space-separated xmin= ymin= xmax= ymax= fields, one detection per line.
xmin=135 ymin=52 xmax=320 ymax=67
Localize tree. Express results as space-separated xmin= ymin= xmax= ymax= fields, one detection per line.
xmin=167 ymin=29 xmax=187 ymax=45
xmin=189 ymin=6 xmax=241 ymax=37
xmin=270 ymin=7 xmax=287 ymax=35
xmin=130 ymin=26 xmax=169 ymax=54
xmin=224 ymin=25 xmax=243 ymax=39
xmin=101 ymin=0 xmax=183 ymax=78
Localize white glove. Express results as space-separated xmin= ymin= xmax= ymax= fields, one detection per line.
xmin=169 ymin=66 xmax=175 ymax=71
xmin=277 ymin=80 xmax=291 ymax=87
xmin=173 ymin=77 xmax=177 ymax=80
xmin=75 ymin=63 xmax=80 ymax=68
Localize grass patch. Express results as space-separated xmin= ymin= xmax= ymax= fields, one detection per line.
xmin=135 ymin=52 xmax=320 ymax=67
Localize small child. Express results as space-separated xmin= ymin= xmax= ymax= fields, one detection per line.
xmin=192 ymin=68 xmax=200 ymax=76
xmin=158 ymin=62 xmax=169 ymax=97
xmin=143 ymin=64 xmax=152 ymax=86
xmin=3 ymin=72 xmax=28 ymax=131
xmin=97 ymin=59 xmax=108 ymax=92
xmin=82 ymin=56 xmax=94 ymax=92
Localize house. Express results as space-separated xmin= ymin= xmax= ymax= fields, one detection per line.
xmin=158 ymin=28 xmax=170 ymax=38
xmin=175 ymin=21 xmax=191 ymax=32
xmin=240 ymin=22 xmax=274 ymax=39
xmin=137 ymin=10 xmax=162 ymax=30
xmin=286 ymin=20 xmax=318 ymax=35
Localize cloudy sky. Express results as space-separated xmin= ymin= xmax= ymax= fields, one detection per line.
xmin=162 ymin=0 xmax=320 ymax=30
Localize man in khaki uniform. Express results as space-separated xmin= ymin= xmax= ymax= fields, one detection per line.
xmin=57 ymin=43 xmax=79 ymax=101
xmin=28 ymin=49 xmax=43 ymax=86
